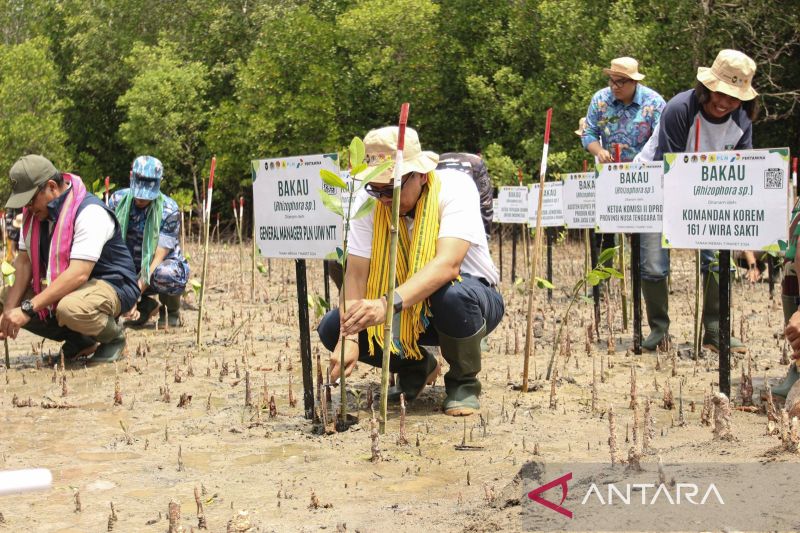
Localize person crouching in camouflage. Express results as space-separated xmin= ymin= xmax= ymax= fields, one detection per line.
xmin=109 ymin=156 xmax=189 ymax=328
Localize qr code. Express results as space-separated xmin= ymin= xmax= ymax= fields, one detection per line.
xmin=764 ymin=168 xmax=784 ymax=189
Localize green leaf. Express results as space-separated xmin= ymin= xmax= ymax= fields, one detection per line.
xmin=587 ymin=272 xmax=601 ymax=286
xmin=359 ymin=160 xmax=393 ymax=188
xmin=319 ymin=189 xmax=343 ymax=216
xmin=597 ymin=246 xmax=618 ymax=266
xmin=350 ymin=162 xmax=367 ymax=177
xmin=534 ymin=276 xmax=555 ymax=290
xmin=324 ymin=251 xmax=339 ymax=261
xmin=189 ymin=278 xmax=202 ymax=297
xmin=352 ymin=196 xmax=376 ymax=219
xmin=257 ymin=263 xmax=268 ymax=274
xmin=320 ymin=169 xmax=347 ymax=189
xmin=350 ymin=137 xmax=366 ymax=168
xmin=600 ymin=266 xmax=624 ymax=279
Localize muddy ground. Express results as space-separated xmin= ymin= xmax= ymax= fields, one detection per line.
xmin=1 ymin=234 xmax=798 ymax=532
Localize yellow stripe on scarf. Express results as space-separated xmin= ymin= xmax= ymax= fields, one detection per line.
xmin=365 ymin=171 xmax=441 ymax=360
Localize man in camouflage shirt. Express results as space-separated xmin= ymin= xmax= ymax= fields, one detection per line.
xmin=109 ymin=156 xmax=189 ymax=328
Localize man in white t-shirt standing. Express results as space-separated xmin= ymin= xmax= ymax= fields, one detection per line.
xmin=317 ymin=127 xmax=504 ymax=416
xmin=0 ymin=155 xmax=140 ymax=364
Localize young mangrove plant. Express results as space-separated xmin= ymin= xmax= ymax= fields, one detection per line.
xmin=319 ymin=137 xmax=391 ymax=428
xmin=546 ymin=246 xmax=622 ymax=380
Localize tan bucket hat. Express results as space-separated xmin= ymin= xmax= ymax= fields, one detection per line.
xmin=355 ymin=126 xmax=439 ymax=184
xmin=602 ymin=57 xmax=645 ymax=81
xmin=697 ymin=49 xmax=758 ymax=101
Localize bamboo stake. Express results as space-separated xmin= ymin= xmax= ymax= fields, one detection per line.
xmin=619 ymin=235 xmax=629 ymax=331
xmin=238 ymin=196 xmax=245 ymax=283
xmin=522 ymin=107 xmax=552 ymax=392
xmin=379 ymin=102 xmax=410 ymax=433
xmin=196 ymin=157 xmax=216 ymax=347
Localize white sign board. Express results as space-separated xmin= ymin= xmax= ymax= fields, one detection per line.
xmin=595 ymin=161 xmax=663 ymax=233
xmin=562 ymin=172 xmax=596 ymax=229
xmin=252 ymin=154 xmax=341 ymax=259
xmin=492 ymin=198 xmax=499 ymax=223
xmin=662 ymin=148 xmax=790 ymax=251
xmin=528 ymin=181 xmax=565 ymax=227
xmin=496 ymin=186 xmax=529 ymax=224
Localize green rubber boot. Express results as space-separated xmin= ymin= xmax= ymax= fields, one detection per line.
xmin=772 ymin=362 xmax=800 ymax=399
xmin=157 ymin=294 xmax=182 ymax=328
xmin=125 ymin=295 xmax=160 ymax=328
xmin=702 ymin=273 xmax=747 ymax=354
xmin=437 ymin=321 xmax=486 ymax=416
xmin=386 ymin=346 xmax=440 ymax=403
xmin=641 ymin=279 xmax=670 ymax=351
xmin=89 ymin=316 xmax=126 ymax=365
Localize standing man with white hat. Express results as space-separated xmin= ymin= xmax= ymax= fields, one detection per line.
xmin=109 ymin=156 xmax=189 ymax=328
xmin=581 ymin=57 xmax=667 ymax=350
xmin=653 ymin=49 xmax=759 ymax=355
xmin=316 ymin=126 xmax=504 ymax=416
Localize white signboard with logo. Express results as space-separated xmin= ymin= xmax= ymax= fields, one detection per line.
xmin=528 ymin=181 xmax=565 ymax=227
xmin=252 ymin=154 xmax=341 ymax=259
xmin=662 ymin=148 xmax=790 ymax=251
xmin=496 ymin=186 xmax=529 ymax=224
xmin=562 ymin=172 xmax=596 ymax=229
xmin=595 ymin=161 xmax=663 ymax=233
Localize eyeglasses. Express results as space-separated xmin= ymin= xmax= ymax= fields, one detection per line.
xmin=364 ymin=173 xmax=414 ymax=199
xmin=608 ymin=77 xmax=633 ymax=89
xmin=24 ymin=184 xmax=46 ymax=208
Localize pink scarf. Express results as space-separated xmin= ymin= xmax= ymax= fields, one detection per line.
xmin=21 ymin=174 xmax=88 ymax=319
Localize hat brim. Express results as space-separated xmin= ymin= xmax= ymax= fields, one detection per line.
xmin=574 ymin=129 xmax=583 ymax=136
xmin=131 ymin=179 xmax=160 ymax=200
xmin=5 ymin=187 xmax=37 ymax=209
xmin=602 ymin=68 xmax=645 ymax=81
xmin=354 ymin=151 xmax=439 ymax=185
xmin=696 ymin=67 xmax=758 ymax=101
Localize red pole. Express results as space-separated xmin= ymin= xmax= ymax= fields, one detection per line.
xmin=614 ymin=143 xmax=621 ymax=163
xmin=583 ymin=159 xmax=588 ymax=172
xmin=695 ymin=118 xmax=701 ymax=152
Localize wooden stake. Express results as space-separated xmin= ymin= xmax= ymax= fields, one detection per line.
xmin=196 ymin=157 xmax=216 ymax=348
xmin=522 ymin=107 xmax=552 ymax=392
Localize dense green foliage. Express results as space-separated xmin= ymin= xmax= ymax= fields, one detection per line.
xmin=0 ymin=0 xmax=797 ymax=205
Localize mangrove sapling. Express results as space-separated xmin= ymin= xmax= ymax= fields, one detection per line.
xmin=546 ymin=247 xmax=622 ymax=381
xmin=318 ymin=136 xmax=391 ymax=429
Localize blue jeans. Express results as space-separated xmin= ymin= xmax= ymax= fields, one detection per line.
xmin=317 ymin=273 xmax=505 ymax=373
xmin=639 ymin=232 xmax=719 ymax=281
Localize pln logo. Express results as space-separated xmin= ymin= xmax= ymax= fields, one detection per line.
xmin=527 ymin=472 xmax=573 ymax=519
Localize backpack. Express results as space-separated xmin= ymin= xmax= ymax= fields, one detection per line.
xmin=437 ymin=153 xmax=493 ymax=235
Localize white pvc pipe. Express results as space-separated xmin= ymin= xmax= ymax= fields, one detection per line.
xmin=0 ymin=469 xmax=52 ymax=496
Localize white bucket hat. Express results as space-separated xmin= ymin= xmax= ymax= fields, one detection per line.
xmin=355 ymin=126 xmax=439 ymax=184
xmin=602 ymin=57 xmax=645 ymax=81
xmin=696 ymin=49 xmax=758 ymax=101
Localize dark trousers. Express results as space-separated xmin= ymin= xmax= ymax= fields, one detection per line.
xmin=317 ymin=273 xmax=504 ymax=373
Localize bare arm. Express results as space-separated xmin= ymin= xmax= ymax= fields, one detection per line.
xmin=30 ymin=259 xmax=95 ymax=311
xmin=587 ymin=141 xmax=613 ymax=163
xmin=4 ymin=251 xmax=33 ymax=310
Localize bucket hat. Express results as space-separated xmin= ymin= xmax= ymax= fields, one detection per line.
xmin=355 ymin=127 xmax=439 ymax=184
xmin=602 ymin=57 xmax=645 ymax=81
xmin=696 ymin=49 xmax=758 ymax=101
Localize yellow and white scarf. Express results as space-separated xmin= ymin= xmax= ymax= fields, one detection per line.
xmin=365 ymin=171 xmax=441 ymax=360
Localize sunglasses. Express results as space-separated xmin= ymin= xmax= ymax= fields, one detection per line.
xmin=608 ymin=77 xmax=633 ymax=89
xmin=364 ymin=173 xmax=415 ymax=199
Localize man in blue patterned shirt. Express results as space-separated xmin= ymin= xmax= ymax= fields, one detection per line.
xmin=582 ymin=57 xmax=667 ymax=351
xmin=582 ymin=57 xmax=665 ymax=162
xmin=109 ymin=156 xmax=189 ymax=328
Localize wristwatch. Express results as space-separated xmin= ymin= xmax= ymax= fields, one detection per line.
xmin=393 ymin=292 xmax=403 ymax=314
xmin=21 ymin=299 xmax=36 ymax=318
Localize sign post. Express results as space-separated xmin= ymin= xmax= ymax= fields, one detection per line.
xmin=528 ymin=180 xmax=564 ymax=300
xmin=595 ymin=161 xmax=663 ymax=353
xmin=253 ymin=153 xmax=342 ymax=419
xmin=662 ymin=148 xmax=791 ymax=395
